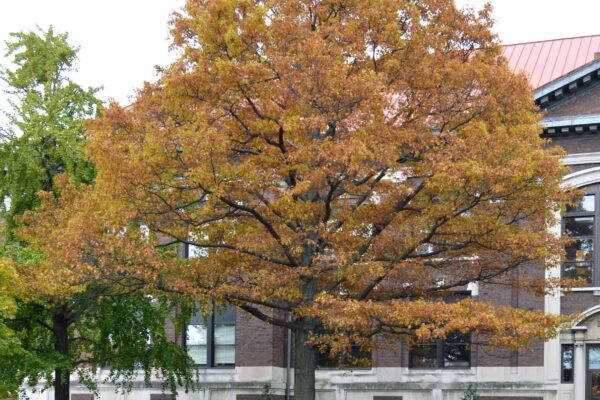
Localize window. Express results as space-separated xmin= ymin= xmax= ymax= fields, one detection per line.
xmin=409 ymin=292 xmax=471 ymax=369
xmin=184 ymin=244 xmax=235 ymax=367
xmin=562 ymin=188 xmax=598 ymax=285
xmin=186 ymin=242 xmax=208 ymax=258
xmin=316 ymin=341 xmax=371 ymax=369
xmin=185 ymin=303 xmax=236 ymax=367
xmin=561 ymin=344 xmax=574 ymax=383
xmin=408 ymin=330 xmax=470 ymax=369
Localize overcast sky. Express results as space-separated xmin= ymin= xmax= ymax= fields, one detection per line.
xmin=1 ymin=0 xmax=600 ymax=106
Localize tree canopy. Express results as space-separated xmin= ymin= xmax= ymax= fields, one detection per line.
xmin=14 ymin=2 xmax=579 ymax=400
xmin=0 ymin=27 xmax=195 ymax=400
xmin=0 ymin=26 xmax=97 ymax=236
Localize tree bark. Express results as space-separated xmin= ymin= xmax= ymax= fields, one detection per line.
xmin=53 ymin=307 xmax=70 ymax=400
xmin=293 ymin=327 xmax=317 ymax=400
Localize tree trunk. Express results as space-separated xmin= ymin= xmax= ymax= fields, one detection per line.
xmin=53 ymin=307 xmax=70 ymax=400
xmin=293 ymin=328 xmax=317 ymax=400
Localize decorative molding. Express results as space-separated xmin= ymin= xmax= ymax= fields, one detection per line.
xmin=562 ymin=152 xmax=600 ymax=166
xmin=562 ymin=166 xmax=600 ymax=188
xmin=569 ymin=286 xmax=600 ymax=292
xmin=71 ymin=395 xmax=93 ymax=400
xmin=543 ymin=114 xmax=600 ymax=128
xmin=150 ymin=395 xmax=174 ymax=400
xmin=572 ymin=304 xmax=600 ymax=326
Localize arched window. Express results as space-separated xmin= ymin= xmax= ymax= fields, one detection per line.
xmin=562 ymin=184 xmax=600 ymax=285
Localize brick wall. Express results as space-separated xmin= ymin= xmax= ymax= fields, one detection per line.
xmin=373 ymin=335 xmax=403 ymax=368
xmin=551 ymin=135 xmax=600 ymax=154
xmin=468 ymin=262 xmax=545 ymax=368
xmin=562 ymin=291 xmax=599 ymax=315
xmin=236 ymin=308 xmax=286 ymax=367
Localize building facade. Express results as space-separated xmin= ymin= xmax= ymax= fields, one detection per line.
xmin=27 ymin=34 xmax=600 ymax=400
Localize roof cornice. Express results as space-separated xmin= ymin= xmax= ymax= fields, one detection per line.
xmin=534 ymin=57 xmax=600 ymax=104
xmin=540 ymin=114 xmax=600 ymax=137
xmin=543 ymin=114 xmax=600 ymax=128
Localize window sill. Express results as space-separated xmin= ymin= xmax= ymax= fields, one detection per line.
xmin=405 ymin=368 xmax=474 ymax=375
xmin=316 ymin=368 xmax=375 ymax=376
xmin=194 ymin=367 xmax=236 ymax=373
xmin=565 ymin=287 xmax=600 ymax=292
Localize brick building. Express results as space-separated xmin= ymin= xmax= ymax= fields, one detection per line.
xmin=29 ymin=34 xmax=600 ymax=400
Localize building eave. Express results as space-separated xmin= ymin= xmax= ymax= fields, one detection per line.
xmin=541 ymin=114 xmax=600 ymax=137
xmin=534 ymin=57 xmax=600 ymax=105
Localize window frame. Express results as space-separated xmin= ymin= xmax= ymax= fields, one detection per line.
xmin=184 ymin=301 xmax=236 ymax=369
xmin=315 ymin=340 xmax=372 ymax=370
xmin=408 ymin=291 xmax=471 ymax=370
xmin=408 ymin=333 xmax=471 ymax=370
xmin=562 ymin=186 xmax=599 ymax=286
xmin=184 ymin=244 xmax=236 ymax=368
xmin=561 ymin=343 xmax=574 ymax=383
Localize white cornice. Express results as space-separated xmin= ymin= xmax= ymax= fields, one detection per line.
xmin=563 ymin=166 xmax=600 ymax=188
xmin=535 ymin=57 xmax=600 ymax=101
xmin=563 ymin=152 xmax=600 ymax=166
xmin=542 ymin=114 xmax=600 ymax=128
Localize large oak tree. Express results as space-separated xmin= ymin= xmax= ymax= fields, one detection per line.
xmin=17 ymin=2 xmax=578 ymax=400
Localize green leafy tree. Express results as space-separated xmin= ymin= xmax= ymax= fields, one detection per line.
xmin=0 ymin=27 xmax=195 ymax=400
xmin=461 ymin=384 xmax=480 ymax=400
xmin=0 ymin=26 xmax=97 ymax=237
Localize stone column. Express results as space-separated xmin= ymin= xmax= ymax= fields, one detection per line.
xmin=544 ymin=258 xmax=561 ymax=383
xmin=574 ymin=327 xmax=587 ymax=400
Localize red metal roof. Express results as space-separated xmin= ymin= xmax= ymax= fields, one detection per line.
xmin=503 ymin=34 xmax=600 ymax=89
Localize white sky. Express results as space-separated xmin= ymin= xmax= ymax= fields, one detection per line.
xmin=0 ymin=0 xmax=186 ymax=108
xmin=456 ymin=0 xmax=600 ymax=44
xmin=1 ymin=0 xmax=600 ymax=107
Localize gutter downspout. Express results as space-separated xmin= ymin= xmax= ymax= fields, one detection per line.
xmin=285 ymin=313 xmax=292 ymax=400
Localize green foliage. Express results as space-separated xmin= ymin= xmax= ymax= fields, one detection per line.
xmin=260 ymin=383 xmax=273 ymax=400
xmin=0 ymin=301 xmax=63 ymax=393
xmin=79 ymin=293 xmax=196 ymax=394
xmin=0 ymin=25 xmax=98 ymax=238
xmin=461 ymin=384 xmax=480 ymax=400
xmin=0 ymin=27 xmax=197 ymax=398
xmin=0 ymin=294 xmax=196 ymax=396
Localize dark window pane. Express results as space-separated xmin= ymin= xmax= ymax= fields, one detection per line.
xmin=316 ymin=352 xmax=338 ymax=368
xmin=567 ymin=194 xmax=595 ymax=212
xmin=564 ymin=217 xmax=594 ymax=237
xmin=565 ymin=239 xmax=593 ymax=261
xmin=563 ymin=262 xmax=593 ymax=283
xmin=562 ymin=344 xmax=573 ymax=383
xmin=348 ymin=346 xmax=372 ymax=367
xmin=592 ymin=372 xmax=600 ymax=399
xmin=443 ymin=344 xmax=470 ymax=367
xmin=409 ymin=345 xmax=437 ymax=368
xmin=214 ymin=305 xmax=236 ymax=323
xmin=444 ymin=292 xmax=469 ymax=303
xmin=445 ymin=331 xmax=469 ymax=344
xmin=317 ymin=345 xmax=371 ymax=369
